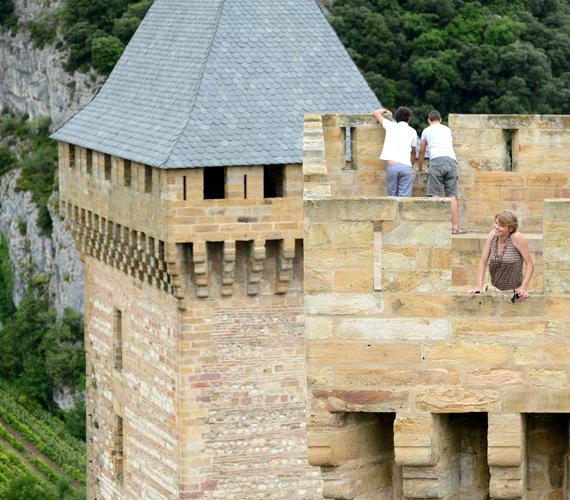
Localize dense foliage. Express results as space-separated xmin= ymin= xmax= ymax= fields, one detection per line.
xmin=0 ymin=0 xmax=17 ymax=29
xmin=0 ymin=113 xmax=58 ymax=235
xmin=60 ymin=0 xmax=152 ymax=72
xmin=330 ymin=0 xmax=570 ymax=127
xmin=0 ymin=233 xmax=15 ymax=322
xmin=0 ymin=277 xmax=85 ymax=440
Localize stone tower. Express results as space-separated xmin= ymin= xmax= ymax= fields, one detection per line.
xmin=52 ymin=0 xmax=378 ymax=497
xmin=304 ymin=113 xmax=570 ymax=499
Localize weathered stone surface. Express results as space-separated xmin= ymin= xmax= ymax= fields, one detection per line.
xmin=307 ymin=341 xmax=421 ymax=366
xmin=336 ymin=317 xmax=452 ymax=341
xmin=426 ymin=343 xmax=509 ymax=365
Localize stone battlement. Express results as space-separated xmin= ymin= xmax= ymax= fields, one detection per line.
xmin=58 ymin=144 xmax=304 ymax=298
xmin=304 ymin=113 xmax=570 ymax=232
xmin=304 ymin=113 xmax=570 ymax=499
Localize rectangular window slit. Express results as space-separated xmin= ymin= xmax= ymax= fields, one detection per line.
xmin=113 ymin=308 xmax=123 ymax=370
xmin=69 ymin=144 xmax=76 ymax=168
xmin=144 ymin=165 xmax=152 ymax=193
xmin=104 ymin=154 xmax=112 ymax=180
xmin=504 ymin=129 xmax=518 ymax=172
xmin=113 ymin=415 xmax=124 ymax=482
xmin=244 ymin=174 xmax=248 ymax=199
xmin=182 ymin=176 xmax=187 ymax=200
xmin=124 ymin=160 xmax=131 ymax=187
xmin=86 ymin=149 xmax=92 ymax=174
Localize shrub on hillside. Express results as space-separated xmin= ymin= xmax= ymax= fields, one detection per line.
xmin=0 ymin=233 xmax=15 ymax=321
xmin=0 ymin=0 xmax=17 ymax=29
xmin=0 ymin=145 xmax=16 ymax=175
xmin=27 ymin=11 xmax=57 ymax=49
xmin=91 ymin=35 xmax=124 ymax=74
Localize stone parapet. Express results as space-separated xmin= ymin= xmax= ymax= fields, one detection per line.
xmin=305 ymin=186 xmax=570 ymax=498
xmin=303 ymin=113 xmax=570 ymax=233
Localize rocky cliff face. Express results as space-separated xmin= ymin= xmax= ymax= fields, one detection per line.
xmin=0 ymin=170 xmax=83 ymax=314
xmin=0 ymin=0 xmax=102 ymax=312
xmin=0 ymin=0 xmax=100 ymax=125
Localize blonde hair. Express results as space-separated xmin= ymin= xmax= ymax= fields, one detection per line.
xmin=495 ymin=210 xmax=518 ymax=234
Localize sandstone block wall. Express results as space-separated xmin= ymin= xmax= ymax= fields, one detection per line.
xmin=58 ymin=144 xmax=321 ymax=499
xmin=451 ymin=114 xmax=570 ymax=232
xmin=303 ymin=113 xmax=570 ymax=499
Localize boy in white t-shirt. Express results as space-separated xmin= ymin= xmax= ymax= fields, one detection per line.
xmin=418 ymin=109 xmax=466 ymax=234
xmin=372 ymin=106 xmax=418 ymax=197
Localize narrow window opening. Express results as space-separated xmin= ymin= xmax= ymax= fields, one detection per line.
xmin=86 ymin=149 xmax=93 ymax=174
xmin=373 ymin=222 xmax=382 ymax=291
xmin=123 ymin=160 xmax=131 ymax=187
xmin=345 ymin=127 xmax=352 ymax=162
xmin=504 ymin=129 xmax=518 ymax=171
xmin=144 ymin=165 xmax=152 ymax=193
xmin=69 ymin=144 xmax=76 ymax=168
xmin=113 ymin=308 xmax=123 ymax=371
xmin=263 ymin=165 xmax=284 ymax=198
xmin=113 ymin=415 xmax=124 ymax=482
xmin=244 ymin=174 xmax=248 ymax=199
xmin=182 ymin=176 xmax=187 ymax=201
xmin=203 ymin=167 xmax=226 ymax=199
xmin=104 ymin=154 xmax=112 ymax=180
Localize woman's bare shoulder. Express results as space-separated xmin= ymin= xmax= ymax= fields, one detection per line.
xmin=510 ymin=231 xmax=526 ymax=243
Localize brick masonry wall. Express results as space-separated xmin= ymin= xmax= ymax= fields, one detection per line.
xmin=177 ymin=295 xmax=321 ymax=499
xmin=84 ymin=259 xmax=180 ymax=499
xmin=59 ymin=145 xmax=321 ymax=498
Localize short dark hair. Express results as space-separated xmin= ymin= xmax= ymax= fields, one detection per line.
xmin=428 ymin=110 xmax=442 ymax=121
xmin=395 ymin=106 xmax=412 ymax=123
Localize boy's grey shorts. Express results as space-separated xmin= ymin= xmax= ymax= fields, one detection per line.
xmin=427 ymin=156 xmax=458 ymax=197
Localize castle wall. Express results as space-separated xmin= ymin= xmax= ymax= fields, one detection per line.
xmin=58 ymin=146 xmax=321 ymax=498
xmin=304 ymin=114 xmax=570 ymax=234
xmin=304 ymin=195 xmax=570 ymax=498
xmin=84 ymin=259 xmax=180 ymax=499
xmin=450 ymin=114 xmax=570 ymax=232
xmin=177 ymin=293 xmax=320 ymax=499
xmin=303 ymin=113 xmax=570 ymax=499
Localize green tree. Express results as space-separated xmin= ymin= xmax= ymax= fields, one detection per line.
xmin=329 ymin=0 xmax=570 ymax=123
xmin=0 ymin=232 xmax=15 ymax=321
xmin=0 ymin=276 xmax=55 ymax=407
xmin=91 ymin=35 xmax=124 ymax=74
xmin=0 ymin=145 xmax=16 ymax=175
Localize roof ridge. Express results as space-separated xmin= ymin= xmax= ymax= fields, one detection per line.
xmin=160 ymin=0 xmax=227 ymax=167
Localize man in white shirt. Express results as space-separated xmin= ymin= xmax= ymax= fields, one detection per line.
xmin=418 ymin=110 xmax=465 ymax=234
xmin=372 ymin=106 xmax=418 ymax=197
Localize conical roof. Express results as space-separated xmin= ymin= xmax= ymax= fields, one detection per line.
xmin=52 ymin=0 xmax=380 ymax=168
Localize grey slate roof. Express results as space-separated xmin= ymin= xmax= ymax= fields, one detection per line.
xmin=51 ymin=0 xmax=380 ymax=168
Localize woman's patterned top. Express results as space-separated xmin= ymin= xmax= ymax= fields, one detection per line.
xmin=489 ymin=234 xmax=523 ymax=291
